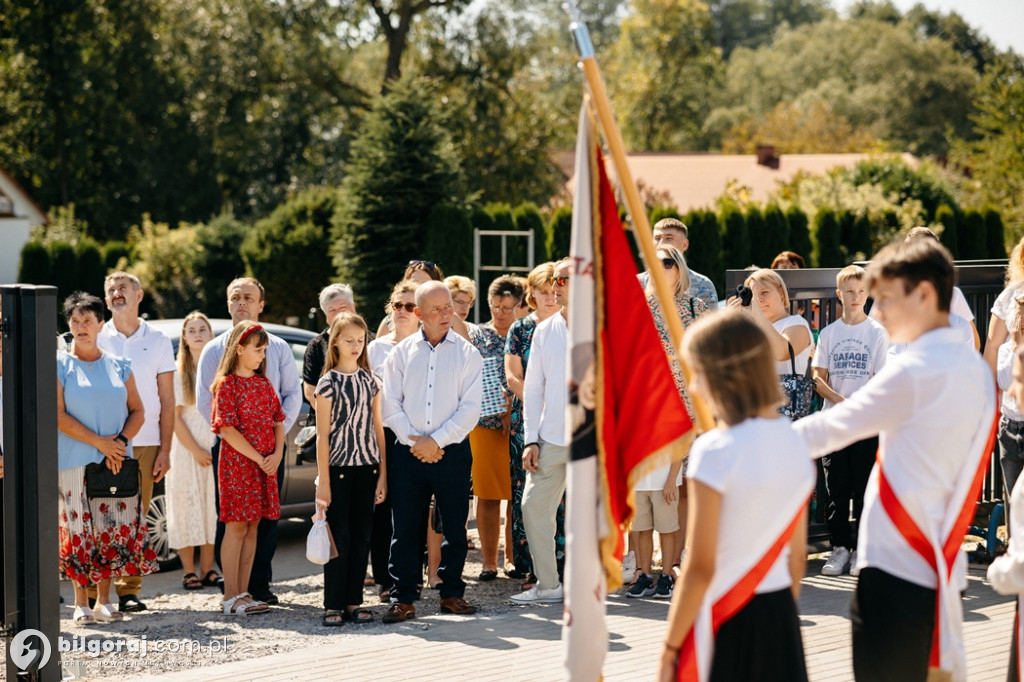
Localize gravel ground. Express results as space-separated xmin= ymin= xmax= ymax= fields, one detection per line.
xmin=3 ymin=525 xmax=551 ymax=680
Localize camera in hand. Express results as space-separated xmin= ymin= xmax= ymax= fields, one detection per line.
xmin=735 ymin=284 xmax=753 ymax=307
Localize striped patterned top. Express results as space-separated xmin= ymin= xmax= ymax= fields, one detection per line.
xmin=314 ymin=368 xmax=382 ymax=467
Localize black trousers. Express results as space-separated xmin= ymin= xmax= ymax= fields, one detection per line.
xmin=323 ymin=464 xmax=377 ymax=610
xmin=709 ymin=588 xmax=808 ymax=682
xmin=822 ymin=436 xmax=877 ymax=550
xmin=369 ymin=429 xmax=396 ymax=592
xmin=389 ymin=439 xmax=471 ymax=603
xmin=851 ymin=567 xmax=936 ymax=682
xmin=212 ymin=437 xmax=284 ymax=596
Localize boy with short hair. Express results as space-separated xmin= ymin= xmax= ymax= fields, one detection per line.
xmin=795 ymin=239 xmax=996 ymax=682
xmin=812 ymin=265 xmax=889 ymax=577
xmin=626 ymin=455 xmax=683 ymax=599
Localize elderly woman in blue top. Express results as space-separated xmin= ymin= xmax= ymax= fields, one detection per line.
xmin=57 ymin=292 xmax=158 ymax=625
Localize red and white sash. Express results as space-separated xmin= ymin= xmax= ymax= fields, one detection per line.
xmin=675 ymin=494 xmax=811 ymax=682
xmin=876 ymin=406 xmax=998 ymax=681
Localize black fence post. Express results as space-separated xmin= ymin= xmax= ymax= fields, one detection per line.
xmin=2 ymin=285 xmax=60 ymax=681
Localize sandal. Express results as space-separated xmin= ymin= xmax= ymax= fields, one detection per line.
xmin=342 ymin=607 xmax=374 ymax=623
xmin=182 ymin=573 xmax=204 ymax=590
xmin=222 ymin=594 xmax=269 ymax=616
xmin=378 ymin=588 xmax=391 ymax=603
xmin=322 ymin=609 xmax=345 ymax=626
xmin=92 ymin=603 xmax=124 ymax=623
xmin=73 ymin=605 xmax=95 ymax=625
xmin=200 ymin=570 xmax=223 ymax=587
xmin=478 ymin=570 xmax=498 ymax=582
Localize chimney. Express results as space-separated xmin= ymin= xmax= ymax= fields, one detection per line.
xmin=756 ymin=144 xmax=779 ymax=169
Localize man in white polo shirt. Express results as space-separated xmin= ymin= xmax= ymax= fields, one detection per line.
xmin=512 ymin=258 xmax=572 ymax=605
xmin=95 ymin=271 xmax=175 ymax=613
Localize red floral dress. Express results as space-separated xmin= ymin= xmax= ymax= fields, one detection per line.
xmin=58 ymin=475 xmax=160 ymax=587
xmin=212 ymin=373 xmax=285 ymax=522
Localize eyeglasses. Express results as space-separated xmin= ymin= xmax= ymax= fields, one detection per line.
xmin=661 ymin=258 xmax=677 ymax=269
xmin=549 ymin=276 xmax=570 ymax=286
xmin=391 ymin=302 xmax=416 ymax=313
xmin=407 ymin=260 xmax=437 ymax=271
xmin=489 ymin=304 xmax=518 ymax=314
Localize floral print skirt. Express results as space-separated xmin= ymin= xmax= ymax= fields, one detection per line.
xmin=58 ymin=465 xmax=159 ymax=587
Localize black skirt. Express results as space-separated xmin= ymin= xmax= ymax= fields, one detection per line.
xmin=709 ymin=587 xmax=808 ymax=682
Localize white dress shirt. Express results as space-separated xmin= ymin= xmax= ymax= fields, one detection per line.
xmin=195 ymin=329 xmax=303 ymax=432
xmin=97 ymin=319 xmax=176 ymax=446
xmin=998 ymin=340 xmax=1024 ymax=421
xmin=381 ymin=330 xmax=482 ymax=449
xmin=795 ymin=327 xmax=995 ymax=589
xmin=524 ymin=312 xmax=568 ymax=447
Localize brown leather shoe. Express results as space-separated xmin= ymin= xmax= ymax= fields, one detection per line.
xmin=439 ymin=597 xmax=477 ymax=615
xmin=382 ymin=602 xmax=416 ymax=623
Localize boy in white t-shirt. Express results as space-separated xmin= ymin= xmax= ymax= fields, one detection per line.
xmin=813 ymin=265 xmax=889 ymax=577
xmin=627 ymin=455 xmax=683 ymax=599
xmin=796 ymin=239 xmax=995 ymax=682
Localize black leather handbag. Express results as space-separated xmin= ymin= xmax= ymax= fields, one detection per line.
xmin=84 ymin=458 xmax=140 ymax=498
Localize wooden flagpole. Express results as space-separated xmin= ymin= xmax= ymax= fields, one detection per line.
xmin=567 ymin=5 xmax=713 ymax=433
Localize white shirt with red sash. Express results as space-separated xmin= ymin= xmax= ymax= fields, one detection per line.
xmin=678 ymin=417 xmax=815 ymax=681
xmin=988 ymin=474 xmax=1024 ymax=680
xmin=796 ymin=326 xmax=997 ymax=681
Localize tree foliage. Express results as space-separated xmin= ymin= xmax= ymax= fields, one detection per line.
xmin=721 ymin=207 xmax=749 ymax=268
xmin=786 ymin=206 xmax=813 ymax=267
xmin=606 ymin=0 xmax=724 ymax=151
xmin=242 ymin=187 xmax=339 ymax=323
xmin=710 ymin=16 xmax=979 ymax=155
xmin=814 ymin=207 xmax=843 ymax=267
xmin=950 ymin=54 xmax=1024 ymax=242
xmin=332 ymin=75 xmax=465 ymax=316
xmin=707 ymin=0 xmax=832 ymax=59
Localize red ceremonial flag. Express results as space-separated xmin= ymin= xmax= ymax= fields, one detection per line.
xmin=563 ymin=101 xmax=695 ymax=681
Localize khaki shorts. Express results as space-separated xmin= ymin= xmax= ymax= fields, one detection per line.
xmin=631 ymin=490 xmax=679 ymax=534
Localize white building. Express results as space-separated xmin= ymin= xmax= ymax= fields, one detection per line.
xmin=0 ymin=168 xmax=47 ymax=284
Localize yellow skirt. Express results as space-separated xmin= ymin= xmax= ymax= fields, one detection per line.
xmin=470 ymin=425 xmax=511 ymax=500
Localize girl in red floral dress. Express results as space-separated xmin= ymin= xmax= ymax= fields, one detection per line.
xmin=210 ymin=321 xmax=285 ymax=615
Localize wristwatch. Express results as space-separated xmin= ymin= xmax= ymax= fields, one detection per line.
xmin=114 ymin=433 xmax=128 ymax=446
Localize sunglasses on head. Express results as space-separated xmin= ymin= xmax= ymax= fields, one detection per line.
xmin=391 ymin=302 xmax=416 ymax=313
xmin=661 ymin=257 xmax=677 ymax=269
xmin=549 ymin=275 xmax=570 ymax=286
xmin=407 ymin=260 xmax=437 ymax=271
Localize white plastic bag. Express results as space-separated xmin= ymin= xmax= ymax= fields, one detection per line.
xmin=306 ymin=509 xmax=332 ymax=565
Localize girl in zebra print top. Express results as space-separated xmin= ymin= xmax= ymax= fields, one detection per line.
xmin=313 ymin=313 xmax=387 ymax=625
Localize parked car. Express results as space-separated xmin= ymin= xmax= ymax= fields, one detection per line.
xmin=144 ymin=318 xmax=320 ymax=568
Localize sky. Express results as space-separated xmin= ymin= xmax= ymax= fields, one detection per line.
xmin=833 ymin=0 xmax=1023 ymax=55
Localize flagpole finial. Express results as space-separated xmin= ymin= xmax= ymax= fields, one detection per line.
xmin=565 ymin=0 xmax=595 ymax=59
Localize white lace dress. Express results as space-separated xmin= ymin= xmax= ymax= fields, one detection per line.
xmin=166 ymin=371 xmax=217 ymax=548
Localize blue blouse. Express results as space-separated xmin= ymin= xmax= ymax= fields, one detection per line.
xmin=57 ymin=350 xmax=134 ymax=471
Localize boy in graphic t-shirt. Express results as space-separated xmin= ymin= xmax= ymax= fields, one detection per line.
xmin=812 ymin=265 xmax=889 ymax=577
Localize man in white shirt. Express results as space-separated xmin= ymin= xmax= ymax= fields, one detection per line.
xmin=511 ymin=259 xmax=572 ymax=605
xmin=381 ymin=281 xmax=482 ymax=623
xmin=195 ymin=277 xmax=302 ymax=604
xmin=796 ymin=239 xmax=995 ymax=682
xmin=95 ymin=272 xmax=175 ymax=613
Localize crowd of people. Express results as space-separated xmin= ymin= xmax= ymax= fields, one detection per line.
xmin=32 ymin=215 xmax=1024 ymax=680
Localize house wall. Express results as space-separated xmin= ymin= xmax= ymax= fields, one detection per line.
xmin=0 ymin=216 xmax=31 ymax=284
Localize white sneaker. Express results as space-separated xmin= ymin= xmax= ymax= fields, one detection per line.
xmin=621 ymin=551 xmax=637 ymax=584
xmin=510 ymin=583 xmax=563 ymax=604
xmin=821 ymin=547 xmax=851 ymax=576
xmin=849 ymin=551 xmax=860 ymax=577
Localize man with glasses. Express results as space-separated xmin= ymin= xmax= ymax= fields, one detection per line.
xmin=638 ymin=218 xmax=718 ymax=308
xmin=511 ymin=258 xmax=572 ymax=605
xmin=381 ymin=281 xmax=482 ymax=622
